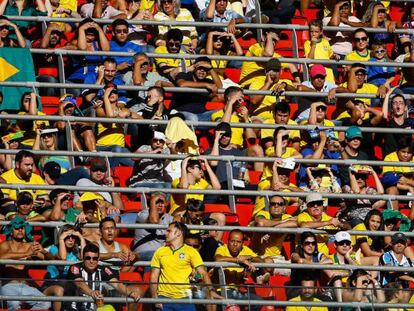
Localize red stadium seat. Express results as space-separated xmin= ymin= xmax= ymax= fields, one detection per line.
xmin=224 ymin=68 xmax=242 ymax=84
xmin=236 ymin=203 xmax=255 ymax=226
xmin=113 ymin=166 xmax=133 ymax=188
xmin=248 ymin=170 xmax=262 ymax=185
xmin=28 ymin=269 xmax=47 ymax=287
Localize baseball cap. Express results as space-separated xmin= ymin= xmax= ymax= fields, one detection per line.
xmin=391 ymin=232 xmax=407 ymax=244
xmin=194 ymin=56 xmax=211 ymax=64
xmin=59 ymin=94 xmax=77 ymax=106
xmin=43 ymin=161 xmax=61 ymax=179
xmin=345 ymin=126 xmax=363 ymax=140
xmin=89 ymin=158 xmax=107 ymax=171
xmin=265 ymin=58 xmax=281 ymax=72
xmin=335 ymin=231 xmax=351 ymax=243
xmin=153 ymin=131 xmax=166 ymax=142
xmin=216 ymin=122 xmax=232 ymax=136
xmin=80 ymin=192 xmax=104 ymax=202
xmin=310 ymin=65 xmax=327 ymax=78
xmin=306 ymin=193 xmax=323 ymax=204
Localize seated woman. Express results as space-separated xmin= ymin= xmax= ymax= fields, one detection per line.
xmin=154 ymin=0 xmax=197 ymax=50
xmin=0 ymin=16 xmax=25 ymax=47
xmin=366 ymin=2 xmax=396 ymax=44
xmin=382 ymin=136 xmax=414 ymax=210
xmin=342 ymin=269 xmax=385 ymax=306
xmin=43 ymin=224 xmax=86 ymax=311
xmin=342 ymin=165 xmax=386 ymax=225
xmin=6 ymin=191 xmax=48 ymax=221
xmin=33 ymin=127 xmax=71 ymax=174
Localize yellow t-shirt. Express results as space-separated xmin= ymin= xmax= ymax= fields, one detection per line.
xmin=154 ymin=46 xmax=192 ymax=69
xmin=382 ymin=152 xmax=414 ymax=175
xmin=261 ymin=146 xmax=297 ymax=182
xmin=336 ymin=82 xmax=378 ymax=120
xmin=211 ymin=111 xmax=243 ymax=147
xmin=150 ymin=244 xmax=204 ymax=299
xmin=96 ymin=122 xmax=125 ymax=147
xmin=249 ymin=79 xmax=293 ymax=121
xmin=254 ymin=211 xmax=292 ymax=257
xmin=215 ymin=244 xmax=257 ymax=273
xmin=345 ymin=50 xmax=371 ymax=62
xmin=170 ymin=178 xmax=210 ymax=214
xmin=261 ymin=118 xmax=301 ymax=143
xmin=286 ymin=296 xmax=328 ymax=311
xmin=304 ymin=39 xmax=335 ymax=83
xmin=253 ymin=183 xmax=297 ymax=216
xmin=1 ymin=169 xmax=48 ymax=201
xmin=239 ymin=43 xmax=284 ymax=87
xmin=297 ymin=211 xmax=335 ymax=255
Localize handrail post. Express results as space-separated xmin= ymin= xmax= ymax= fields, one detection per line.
xmin=65 ymin=121 xmax=75 ymax=168
xmin=57 ymin=53 xmax=67 ymax=96
xmin=225 ymin=160 xmax=236 ymax=213
xmin=254 ymin=0 xmax=262 ymax=42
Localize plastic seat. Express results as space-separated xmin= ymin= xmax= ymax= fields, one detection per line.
xmin=28 ymin=269 xmax=47 ymax=287
xmin=224 ymin=68 xmax=241 ymax=84
xmin=236 ymin=203 xmax=255 ymax=226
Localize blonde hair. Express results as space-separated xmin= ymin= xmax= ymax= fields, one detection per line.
xmin=157 ymin=0 xmax=181 ymax=16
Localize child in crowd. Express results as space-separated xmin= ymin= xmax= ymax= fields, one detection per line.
xmin=367 ymin=39 xmax=396 ymax=88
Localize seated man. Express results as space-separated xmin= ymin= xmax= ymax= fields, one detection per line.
xmin=171 ymin=56 xmax=223 ymax=122
xmin=0 ymin=217 xmax=51 ymax=310
xmin=297 ymin=193 xmax=343 ymax=255
xmin=214 ymin=229 xmax=272 ymax=310
xmin=286 ymin=278 xmax=328 ymax=311
xmin=65 ymin=243 xmax=141 ymax=311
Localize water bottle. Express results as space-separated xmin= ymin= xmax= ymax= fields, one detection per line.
xmin=238 ymin=161 xmax=247 ymax=180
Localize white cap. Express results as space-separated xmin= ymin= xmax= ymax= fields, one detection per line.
xmin=153 ymin=131 xmax=166 ymax=141
xmin=306 ymin=193 xmax=323 ymax=204
xmin=335 ymin=231 xmax=351 ymax=243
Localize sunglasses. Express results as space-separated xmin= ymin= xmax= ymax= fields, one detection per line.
xmin=153 ymin=138 xmax=165 ymax=143
xmin=197 ymin=66 xmax=212 ymax=72
xmin=51 ymin=30 xmax=62 ymax=36
xmin=354 ymin=36 xmax=368 ymax=42
xmin=221 ymin=132 xmax=231 ymax=138
xmin=375 ymin=49 xmax=386 ymax=54
xmin=354 ymin=173 xmax=367 ymax=180
xmin=281 ymin=135 xmax=289 ymax=141
xmin=41 ymin=133 xmax=54 ymax=138
xmin=303 ymin=241 xmax=317 ymax=246
xmin=91 ymin=167 xmax=106 ymax=172
xmin=64 ymin=234 xmax=76 ymax=240
xmin=141 ymin=62 xmax=149 ymax=67
xmin=308 ymin=200 xmax=323 ymax=207
xmin=393 ymin=240 xmax=406 ymax=245
xmin=337 ymin=240 xmax=351 ymax=246
xmin=167 ymin=41 xmax=181 ymax=48
xmin=0 ymin=25 xmax=9 ymax=30
xmin=316 ymin=105 xmax=327 ymax=112
xmin=313 ymin=74 xmax=326 ymax=80
xmin=161 ymin=0 xmax=173 ymax=4
xmin=84 ymin=256 xmax=99 ymax=261
xmin=269 ymin=201 xmax=285 ymax=207
xmin=115 ymin=29 xmax=128 ymax=34
xmin=355 ymin=71 xmax=366 ymax=76
xmin=378 ymin=9 xmax=386 ymax=14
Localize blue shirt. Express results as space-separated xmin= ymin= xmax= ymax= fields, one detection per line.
xmin=367 ymin=57 xmax=396 ymax=86
xmin=110 ymin=40 xmax=142 ymax=66
xmin=46 ymin=245 xmax=79 ymax=279
xmin=199 ymin=9 xmax=249 ymax=23
xmin=82 ymin=73 xmax=127 ymax=103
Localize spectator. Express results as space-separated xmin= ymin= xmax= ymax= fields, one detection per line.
xmin=94 ymin=84 xmax=139 ymax=168
xmin=0 ymin=150 xmax=48 ymax=202
xmin=368 ymin=2 xmax=396 ymax=43
xmin=399 ymin=6 xmax=414 ymax=55
xmin=110 ymin=19 xmax=142 ymax=76
xmin=214 ymin=229 xmax=270 ymax=309
xmin=171 ymin=56 xmax=222 ymax=122
xmin=44 ymin=0 xmax=81 ymax=30
xmin=5 ymin=191 xmax=47 ymax=221
xmin=297 ymin=193 xmax=342 ymax=255
xmin=342 ymin=269 xmax=385 ymax=304
xmin=43 ymin=224 xmax=86 ymax=311
xmin=153 ymin=28 xmax=191 ymax=81
xmin=289 ymin=231 xmax=332 ymax=299
xmin=251 ymin=194 xmax=297 ymax=260
xmin=286 ymin=278 xmax=329 ymax=311
xmin=154 ymin=0 xmax=197 ymax=49
xmin=0 ymin=130 xmax=22 ymax=172
xmin=132 ymin=192 xmax=173 ymax=262
xmin=0 ymin=16 xmax=25 ymax=47
xmin=55 ymin=94 xmax=97 ymax=152
xmin=170 ymin=156 xmax=221 ymax=215
xmin=0 ymin=216 xmax=51 ymax=311
xmin=239 ymin=28 xmax=300 ymax=88
xmin=82 ymin=57 xmax=127 ymax=104
xmin=150 ymin=222 xmax=222 ymax=309
xmin=367 ymin=40 xmax=396 ymax=88
xmin=345 ymin=28 xmax=371 ymax=63
xmin=75 ymin=157 xmax=124 ymax=211
xmin=66 ymin=18 xmax=109 ymax=95
xmin=80 ymin=0 xmax=127 ymax=19
xmin=97 ymin=217 xmax=139 ymax=274
xmin=379 ymin=232 xmax=414 ymax=289
xmin=304 ymin=19 xmax=337 ymax=83
xmin=33 ymin=127 xmax=71 ymax=173
xmin=210 ymin=87 xmax=264 ymax=171
xmin=199 ymin=217 xmax=223 ymax=262
xmin=0 ymin=0 xmax=47 ymax=38
xmin=382 ymin=91 xmax=414 ymax=156
xmin=323 ymin=0 xmax=364 ymax=58
xmin=65 ymin=243 xmax=141 ymax=311
xmin=249 ymin=58 xmax=297 ymax=122
xmin=129 ymin=131 xmax=172 ymax=189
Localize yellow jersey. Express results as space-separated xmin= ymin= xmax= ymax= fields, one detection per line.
xmin=261 ymin=118 xmax=301 ymax=143
xmin=286 ymin=296 xmax=328 ymax=311
xmin=215 ymin=244 xmax=258 ymax=273
xmin=170 ymin=178 xmax=210 ymax=215
xmin=154 ymin=46 xmax=192 ymax=69
xmin=304 ymin=39 xmax=335 ymax=83
xmin=1 ymin=169 xmax=48 ymax=201
xmin=382 ymin=152 xmax=414 ymax=175
xmin=96 ymin=122 xmax=125 ymax=147
xmin=345 ymin=50 xmax=371 ymax=62
xmin=211 ymin=110 xmax=244 ymax=147
xmin=151 ymin=244 xmax=204 ymax=299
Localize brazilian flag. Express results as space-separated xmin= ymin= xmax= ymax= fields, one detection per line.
xmin=0 ymin=48 xmax=36 ymax=111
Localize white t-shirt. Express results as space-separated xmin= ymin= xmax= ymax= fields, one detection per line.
xmin=80 ymin=3 xmax=123 ymax=18
xmin=322 ymin=16 xmax=361 ymax=56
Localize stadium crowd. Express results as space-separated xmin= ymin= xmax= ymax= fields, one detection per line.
xmin=2 ymin=0 xmax=414 ymax=309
